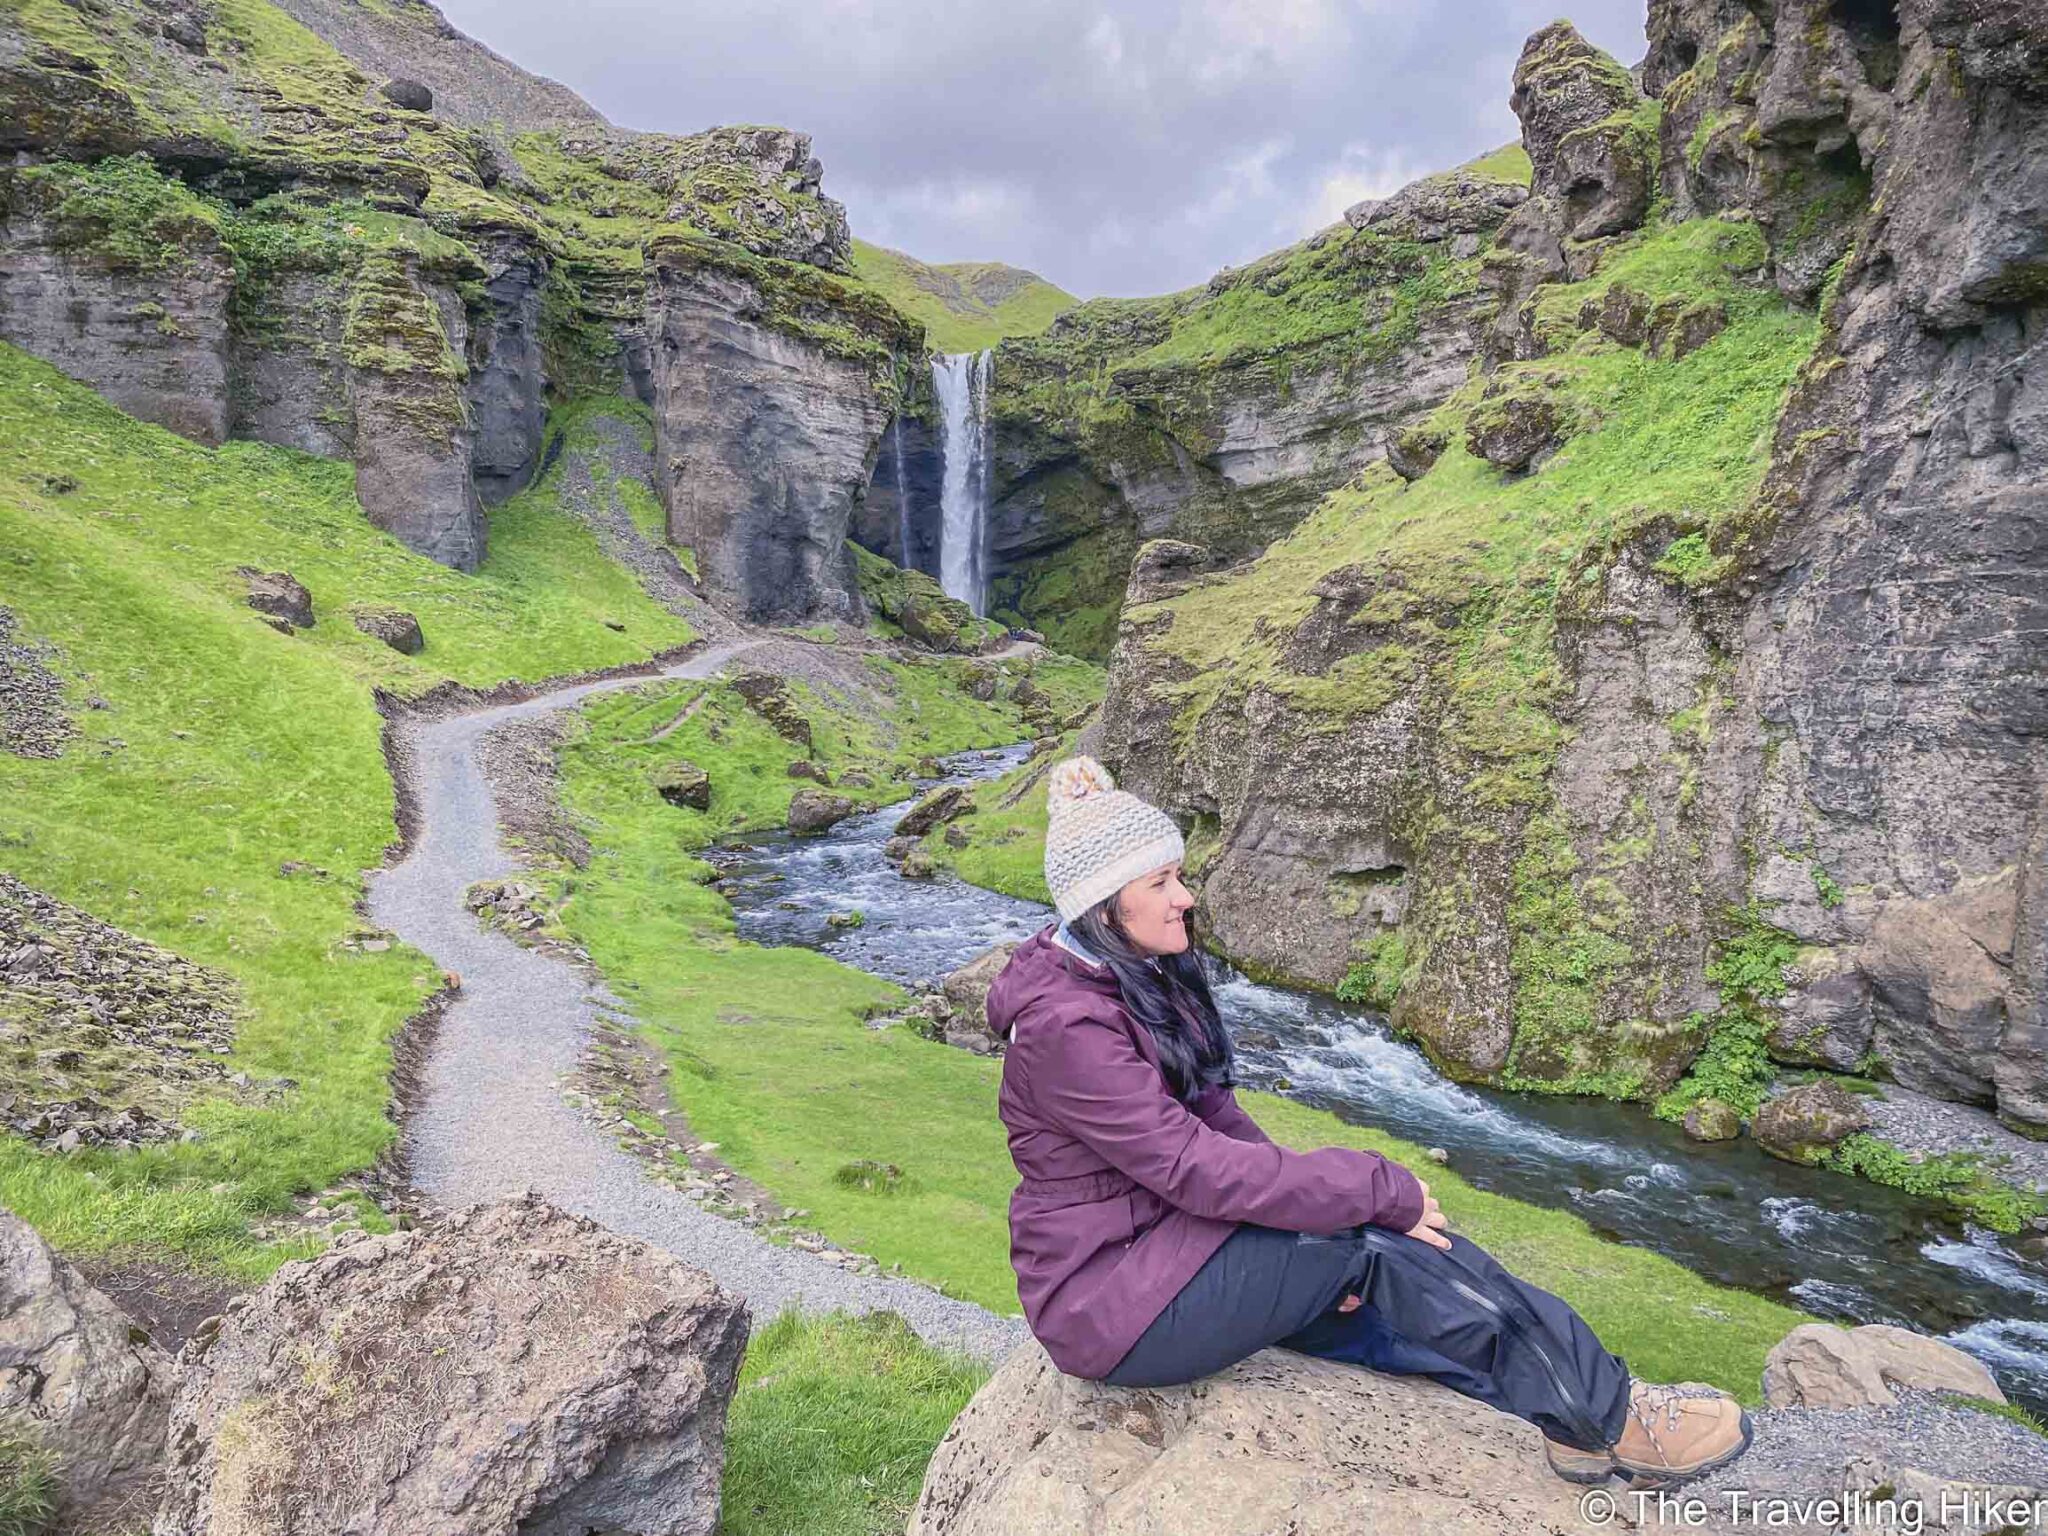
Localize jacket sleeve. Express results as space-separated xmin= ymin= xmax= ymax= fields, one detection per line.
xmin=1026 ymin=1015 xmax=1426 ymax=1235
xmin=1189 ymin=1083 xmax=1275 ymax=1147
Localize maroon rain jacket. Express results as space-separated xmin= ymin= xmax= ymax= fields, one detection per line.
xmin=989 ymin=924 xmax=1428 ymax=1380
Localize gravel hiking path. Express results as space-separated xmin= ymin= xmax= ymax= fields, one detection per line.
xmin=368 ymin=637 xmax=1031 ymax=1367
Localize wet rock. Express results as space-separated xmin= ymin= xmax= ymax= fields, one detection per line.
xmin=379 ymin=77 xmax=433 ymax=112
xmin=909 ymin=1341 xmax=1616 ymax=1535
xmin=0 ymin=1206 xmax=174 ymax=1531
xmin=1749 ymin=1079 xmax=1873 ymax=1164
xmin=882 ymin=835 xmax=918 ymax=864
xmin=899 ymin=846 xmax=937 ymax=880
xmin=651 ymin=759 xmax=712 ymax=811
xmin=349 ymin=604 xmax=424 ymax=654
xmin=155 ymin=1196 xmax=748 ymax=1536
xmin=239 ymin=567 xmax=314 ymax=630
xmin=787 ymin=788 xmax=856 ymax=835
xmin=1762 ymin=1322 xmax=2006 ymax=1410
xmin=896 ymin=785 xmax=972 ymax=838
xmin=1681 ymin=1098 xmax=1742 ymax=1142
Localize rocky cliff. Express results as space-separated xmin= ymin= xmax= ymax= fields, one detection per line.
xmin=1096 ymin=0 xmax=2048 ymax=1139
xmin=0 ymin=0 xmax=916 ymax=612
xmin=974 ymin=151 xmax=1528 ymax=656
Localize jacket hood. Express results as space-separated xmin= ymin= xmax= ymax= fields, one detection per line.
xmin=986 ymin=924 xmax=1120 ymax=1039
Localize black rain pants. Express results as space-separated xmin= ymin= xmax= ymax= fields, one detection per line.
xmin=1098 ymin=1220 xmax=1633 ymax=1453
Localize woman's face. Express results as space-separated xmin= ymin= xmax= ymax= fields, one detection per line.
xmin=1114 ymin=862 xmax=1196 ymax=956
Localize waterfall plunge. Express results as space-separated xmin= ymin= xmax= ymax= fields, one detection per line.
xmin=933 ymin=350 xmax=992 ymax=616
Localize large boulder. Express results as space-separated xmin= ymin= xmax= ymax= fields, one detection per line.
xmin=896 ymin=785 xmax=973 ymax=839
xmin=239 ymin=567 xmax=314 ymax=631
xmin=155 ymin=1196 xmax=749 ymax=1536
xmin=350 ymin=604 xmax=425 ymax=655
xmin=1762 ymin=1322 xmax=2006 ymax=1410
xmin=940 ymin=944 xmax=1019 ymax=1043
xmin=1748 ymin=1079 xmax=1873 ymax=1164
xmin=652 ymin=758 xmax=712 ymax=811
xmin=0 ymin=1207 xmax=175 ymax=1532
xmin=787 ymin=788 xmax=857 ymax=835
xmin=909 ymin=1341 xmax=1616 ymax=1535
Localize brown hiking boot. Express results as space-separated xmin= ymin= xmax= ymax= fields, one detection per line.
xmin=1543 ymin=1381 xmax=1752 ymax=1487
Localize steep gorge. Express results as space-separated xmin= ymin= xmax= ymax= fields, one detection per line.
xmin=1071 ymin=0 xmax=2047 ymax=1155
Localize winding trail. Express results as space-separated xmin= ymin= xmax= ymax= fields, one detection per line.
xmin=367 ymin=638 xmax=1032 ymax=1366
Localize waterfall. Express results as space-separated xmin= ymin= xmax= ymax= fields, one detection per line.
xmin=933 ymin=349 xmax=992 ymax=616
xmin=888 ymin=415 xmax=912 ymax=570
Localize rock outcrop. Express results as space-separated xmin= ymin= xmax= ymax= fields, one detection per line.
xmin=1762 ymin=1322 xmax=2007 ymax=1411
xmin=155 ymin=1196 xmax=749 ymax=1536
xmin=647 ymin=235 xmax=919 ymax=622
xmin=1092 ymin=0 xmax=2048 ymax=1125
xmin=0 ymin=0 xmax=903 ymax=604
xmin=909 ymin=1341 xmax=1617 ymax=1535
xmin=977 ymin=158 xmax=1517 ymax=656
xmin=0 ymin=1206 xmax=175 ymax=1532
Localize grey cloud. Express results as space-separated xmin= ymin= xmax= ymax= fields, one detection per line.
xmin=437 ymin=0 xmax=1649 ymax=297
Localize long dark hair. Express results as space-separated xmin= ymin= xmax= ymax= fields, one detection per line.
xmin=1068 ymin=896 xmax=1237 ymax=1104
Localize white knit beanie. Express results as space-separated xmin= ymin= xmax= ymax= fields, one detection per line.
xmin=1043 ymin=756 xmax=1186 ymax=923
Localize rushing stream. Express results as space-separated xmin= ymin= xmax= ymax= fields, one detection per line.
xmin=721 ymin=743 xmax=2048 ymax=1411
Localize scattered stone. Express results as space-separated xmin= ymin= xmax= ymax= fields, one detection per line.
xmin=915 ymin=755 xmax=945 ymax=778
xmin=899 ymin=846 xmax=937 ymax=880
xmin=787 ymin=788 xmax=856 ymax=835
xmin=1426 ymin=1146 xmax=1450 ymax=1164
xmin=1682 ymin=1097 xmax=1743 ymax=1142
xmin=349 ymin=604 xmax=425 ymax=655
xmin=882 ymin=835 xmax=919 ymax=863
xmin=1762 ymin=1323 xmax=2006 ymax=1410
xmin=1750 ymin=1079 xmax=1873 ymax=1164
xmin=962 ymin=666 xmax=999 ymax=702
xmin=824 ymin=910 xmax=865 ymax=930
xmin=897 ymin=785 xmax=973 ymax=838
xmin=238 ymin=567 xmax=314 ymax=630
xmin=155 ymin=1196 xmax=749 ymax=1536
xmin=840 ymin=770 xmax=872 ymax=788
xmin=943 ymin=824 xmax=971 ymax=849
xmin=652 ymin=758 xmax=712 ymax=811
xmin=786 ymin=758 xmax=830 ymax=783
xmin=379 ymin=76 xmax=434 ymax=112
xmin=0 ymin=873 xmax=242 ymax=1150
xmin=0 ymin=1207 xmax=175 ymax=1532
xmin=0 ymin=607 xmax=74 ymax=759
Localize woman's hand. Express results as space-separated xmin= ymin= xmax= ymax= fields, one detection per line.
xmin=1404 ymin=1177 xmax=1450 ymax=1250
xmin=1338 ymin=1178 xmax=1452 ymax=1311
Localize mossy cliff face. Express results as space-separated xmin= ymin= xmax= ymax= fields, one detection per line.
xmin=981 ymin=163 xmax=1524 ymax=658
xmin=1100 ymin=0 xmax=2048 ymax=1128
xmin=645 ymin=232 xmax=920 ymax=621
xmin=0 ymin=0 xmax=911 ymax=601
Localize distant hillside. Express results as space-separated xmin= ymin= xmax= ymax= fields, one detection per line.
xmin=851 ymin=241 xmax=1075 ymax=354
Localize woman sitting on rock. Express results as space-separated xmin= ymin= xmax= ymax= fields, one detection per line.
xmin=986 ymin=755 xmax=1754 ymax=1488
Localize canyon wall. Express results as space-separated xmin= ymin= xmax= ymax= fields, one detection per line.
xmin=1096 ymin=0 xmax=2047 ymax=1131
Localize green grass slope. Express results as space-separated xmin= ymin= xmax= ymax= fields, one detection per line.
xmin=0 ymin=344 xmax=695 ymax=1275
xmin=851 ymin=239 xmax=1075 ymax=353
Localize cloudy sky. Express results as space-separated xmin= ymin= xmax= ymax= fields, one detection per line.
xmin=437 ymin=0 xmax=1648 ymax=299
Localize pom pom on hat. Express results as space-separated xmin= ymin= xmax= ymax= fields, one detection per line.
xmin=1041 ymin=755 xmax=1185 ymax=922
xmin=1046 ymin=754 xmax=1116 ymax=810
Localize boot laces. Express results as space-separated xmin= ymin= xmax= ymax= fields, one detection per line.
xmin=1628 ymin=1382 xmax=1693 ymax=1451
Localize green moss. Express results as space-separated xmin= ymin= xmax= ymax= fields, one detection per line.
xmin=1336 ymin=930 xmax=1408 ymax=1011
xmin=1821 ymin=1134 xmax=2048 ymax=1235
xmin=850 ymin=240 xmax=1075 ymax=353
xmin=5 ymin=153 xmax=224 ymax=273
